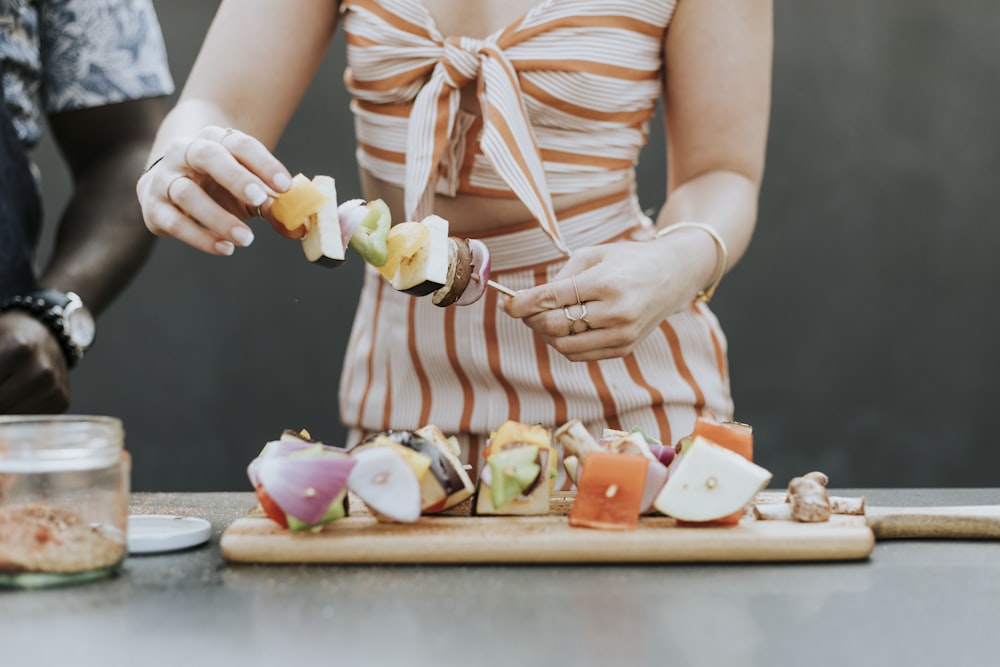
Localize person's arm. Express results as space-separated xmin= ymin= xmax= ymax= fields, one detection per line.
xmin=502 ymin=0 xmax=772 ymax=362
xmin=651 ymin=0 xmax=772 ymax=297
xmin=43 ymin=97 xmax=167 ymax=310
xmin=0 ymin=97 xmax=167 ymax=414
xmin=137 ymin=0 xmax=341 ymax=256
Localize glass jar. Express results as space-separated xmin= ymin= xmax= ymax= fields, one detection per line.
xmin=0 ymin=415 xmax=130 ymax=589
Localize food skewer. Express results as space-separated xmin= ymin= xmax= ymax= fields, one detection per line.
xmin=271 ymin=175 xmax=522 ymax=303
xmin=487 ymin=280 xmax=518 ymax=297
xmin=481 ymin=276 xmax=518 ymax=298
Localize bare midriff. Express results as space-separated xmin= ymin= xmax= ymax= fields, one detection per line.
xmin=360 ymin=170 xmax=635 ymax=236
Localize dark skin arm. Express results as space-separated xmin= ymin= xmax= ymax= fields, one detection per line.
xmin=0 ymin=96 xmax=167 ymax=414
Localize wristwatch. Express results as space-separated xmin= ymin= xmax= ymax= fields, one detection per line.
xmin=0 ymin=289 xmax=96 ymax=367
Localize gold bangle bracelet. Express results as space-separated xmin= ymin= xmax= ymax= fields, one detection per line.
xmin=654 ymin=222 xmax=729 ymax=303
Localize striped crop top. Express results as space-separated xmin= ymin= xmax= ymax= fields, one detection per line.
xmin=341 ymin=0 xmax=677 ymax=254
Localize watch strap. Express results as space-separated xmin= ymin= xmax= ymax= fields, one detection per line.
xmin=0 ymin=289 xmax=84 ymax=367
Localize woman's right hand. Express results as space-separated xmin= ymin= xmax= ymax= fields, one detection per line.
xmin=136 ymin=125 xmax=297 ymax=255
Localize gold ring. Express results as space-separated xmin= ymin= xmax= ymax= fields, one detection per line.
xmin=166 ymin=175 xmax=187 ymax=205
xmin=256 ymin=205 xmax=264 ymax=219
xmin=183 ymin=141 xmax=197 ymax=171
xmin=572 ymin=275 xmax=583 ymax=305
xmin=570 ymin=275 xmax=591 ymax=331
xmin=563 ymin=305 xmax=579 ymax=337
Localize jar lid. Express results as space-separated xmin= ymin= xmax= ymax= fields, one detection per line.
xmin=127 ymin=515 xmax=212 ymax=554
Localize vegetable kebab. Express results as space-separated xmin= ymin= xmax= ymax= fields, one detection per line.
xmin=270 ymin=173 xmax=512 ymax=304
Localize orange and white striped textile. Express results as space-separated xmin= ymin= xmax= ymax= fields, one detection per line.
xmin=337 ymin=0 xmax=732 ymax=480
xmin=339 ymin=191 xmax=734 ymax=481
xmin=341 ymin=0 xmax=677 ymax=255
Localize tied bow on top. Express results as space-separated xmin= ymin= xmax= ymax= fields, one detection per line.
xmin=405 ymin=34 xmax=570 ymax=256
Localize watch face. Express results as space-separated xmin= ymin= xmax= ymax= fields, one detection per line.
xmin=64 ymin=298 xmax=96 ymax=349
xmin=67 ymin=309 xmax=96 ymax=348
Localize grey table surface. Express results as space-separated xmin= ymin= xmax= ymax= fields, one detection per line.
xmin=2 ymin=489 xmax=999 ymax=667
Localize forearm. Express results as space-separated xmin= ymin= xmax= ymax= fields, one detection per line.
xmin=40 ymin=139 xmax=157 ymax=314
xmin=652 ymin=170 xmax=760 ymax=302
xmin=144 ymin=0 xmax=342 ymax=165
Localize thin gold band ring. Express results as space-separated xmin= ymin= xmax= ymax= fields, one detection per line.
xmin=166 ymin=175 xmax=187 ymax=205
xmin=570 ymin=275 xmax=593 ymax=332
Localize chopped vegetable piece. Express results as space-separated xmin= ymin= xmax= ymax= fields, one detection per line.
xmin=254 ymin=451 xmax=355 ymax=528
xmin=692 ymin=416 xmax=753 ymax=460
xmin=678 ymin=416 xmax=755 ymax=526
xmin=378 ymin=222 xmax=430 ymax=279
xmin=271 ymin=173 xmax=329 ymax=232
xmin=286 ymin=490 xmax=348 ymax=531
xmin=347 ymin=446 xmax=421 ymax=523
xmin=484 ymin=420 xmax=552 ymax=468
xmin=653 ymin=436 xmax=772 ymax=523
xmin=348 ymin=199 xmax=392 ymax=266
xmin=568 ymin=450 xmax=649 ymax=531
xmin=255 ymin=485 xmax=288 ymax=528
xmin=454 ymin=238 xmax=491 ymax=306
xmin=352 ymin=434 xmax=448 ymax=511
xmin=414 ymin=425 xmax=476 ymax=511
xmin=300 ymin=175 xmax=345 ymax=267
xmin=389 ymin=215 xmax=449 ymax=294
xmin=487 ymin=445 xmax=541 ymax=509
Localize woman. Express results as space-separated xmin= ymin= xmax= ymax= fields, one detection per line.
xmin=136 ymin=0 xmax=771 ymax=475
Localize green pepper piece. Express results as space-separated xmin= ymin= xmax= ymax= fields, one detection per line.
xmin=348 ymin=199 xmax=391 ymax=267
xmin=285 ymin=489 xmax=348 ymax=532
xmin=487 ymin=445 xmax=540 ymax=509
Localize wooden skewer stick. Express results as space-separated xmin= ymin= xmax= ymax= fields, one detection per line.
xmin=471 ymin=272 xmax=519 ymax=297
xmin=487 ymin=280 xmax=519 ymax=297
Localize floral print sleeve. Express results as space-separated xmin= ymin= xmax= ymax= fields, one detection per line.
xmin=1 ymin=0 xmax=174 ymax=146
xmin=40 ymin=0 xmax=174 ymax=112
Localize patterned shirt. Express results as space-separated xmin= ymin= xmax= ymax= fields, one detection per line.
xmin=0 ymin=0 xmax=174 ymax=148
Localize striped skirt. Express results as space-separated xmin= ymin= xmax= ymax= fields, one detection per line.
xmin=338 ymin=190 xmax=734 ymax=481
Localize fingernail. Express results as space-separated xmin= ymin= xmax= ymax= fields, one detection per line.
xmin=232 ymin=227 xmax=254 ymax=247
xmin=273 ymin=172 xmax=292 ymax=192
xmin=215 ymin=240 xmax=235 ymax=256
xmin=246 ymin=183 xmax=268 ymax=206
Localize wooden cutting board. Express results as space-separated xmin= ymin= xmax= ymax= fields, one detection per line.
xmin=220 ymin=493 xmax=875 ymax=564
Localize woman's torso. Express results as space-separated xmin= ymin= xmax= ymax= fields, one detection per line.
xmin=343 ymin=0 xmax=674 ymax=238
xmin=360 ymin=171 xmax=634 ymax=235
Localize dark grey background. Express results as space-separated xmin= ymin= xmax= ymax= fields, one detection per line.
xmin=30 ymin=1 xmax=1000 ymax=491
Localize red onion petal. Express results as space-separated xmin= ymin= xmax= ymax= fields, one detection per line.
xmin=337 ymin=199 xmax=367 ymax=250
xmin=640 ymin=459 xmax=670 ymax=513
xmin=456 ymin=238 xmax=491 ymax=306
xmin=479 ymin=459 xmax=493 ymax=487
xmin=649 ymin=443 xmax=676 ymax=467
xmin=259 ymin=439 xmax=315 ymax=459
xmin=255 ymin=454 xmax=356 ymax=525
xmin=248 ymin=439 xmax=339 ymax=488
xmin=247 ymin=458 xmax=261 ymax=489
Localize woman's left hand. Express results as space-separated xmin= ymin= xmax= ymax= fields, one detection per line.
xmin=500 ymin=239 xmax=699 ymax=362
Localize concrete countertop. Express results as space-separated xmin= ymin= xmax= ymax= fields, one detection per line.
xmin=3 ymin=489 xmax=1000 ymax=667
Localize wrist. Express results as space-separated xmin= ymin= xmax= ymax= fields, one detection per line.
xmin=0 ymin=289 xmax=96 ymax=367
xmin=653 ymin=222 xmax=728 ymax=303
